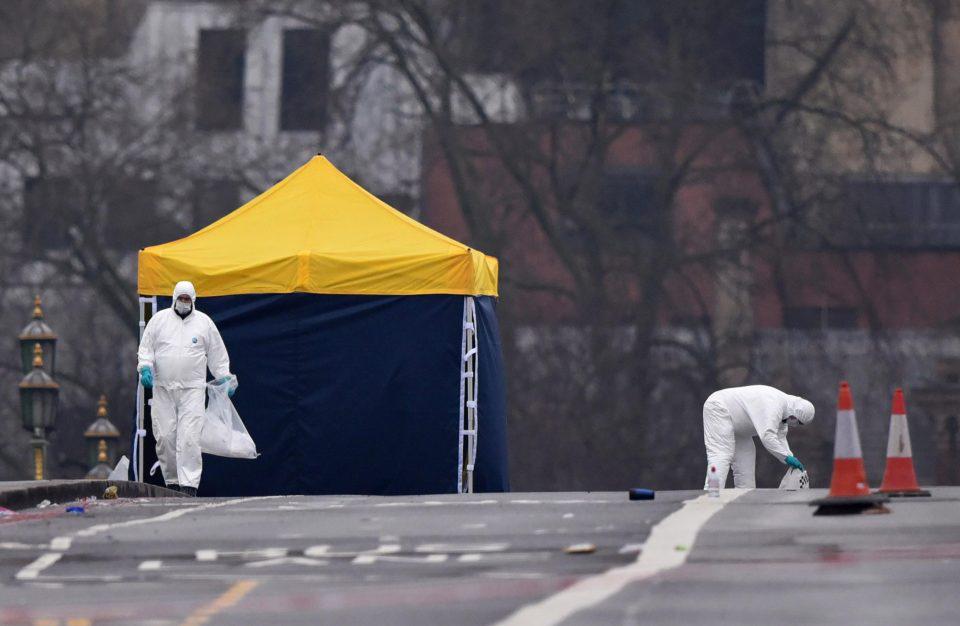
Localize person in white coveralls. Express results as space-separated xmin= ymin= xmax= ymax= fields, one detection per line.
xmin=703 ymin=385 xmax=814 ymax=489
xmin=137 ymin=281 xmax=236 ymax=496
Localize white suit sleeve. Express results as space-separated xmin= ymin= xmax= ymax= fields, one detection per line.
xmin=746 ymin=395 xmax=792 ymax=462
xmin=205 ymin=318 xmax=231 ymax=380
xmin=137 ymin=317 xmax=158 ymax=373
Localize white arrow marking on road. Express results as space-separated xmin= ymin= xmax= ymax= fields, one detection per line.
xmin=138 ymin=560 xmax=162 ymax=571
xmin=415 ymin=543 xmax=509 ymax=553
xmin=352 ymin=553 xmax=447 ymax=565
xmin=304 ymin=544 xmax=400 ymax=558
xmin=245 ymin=557 xmax=327 ymax=568
xmin=493 ymin=489 xmax=751 ymax=626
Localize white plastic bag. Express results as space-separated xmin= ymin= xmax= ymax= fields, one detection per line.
xmin=779 ymin=467 xmax=810 ymax=490
xmin=108 ymin=455 xmax=129 ymax=481
xmin=201 ymin=378 xmax=258 ymax=459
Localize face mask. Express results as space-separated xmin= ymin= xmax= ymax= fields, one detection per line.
xmin=175 ymin=300 xmax=192 ymax=315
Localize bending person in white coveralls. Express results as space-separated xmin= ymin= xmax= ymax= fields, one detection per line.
xmin=137 ymin=281 xmax=236 ymax=496
xmin=703 ymin=385 xmax=815 ymax=489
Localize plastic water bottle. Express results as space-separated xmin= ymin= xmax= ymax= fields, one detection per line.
xmin=707 ymin=465 xmax=720 ymax=497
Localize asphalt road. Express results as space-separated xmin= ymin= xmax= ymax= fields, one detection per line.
xmin=1 ymin=488 xmax=958 ymax=625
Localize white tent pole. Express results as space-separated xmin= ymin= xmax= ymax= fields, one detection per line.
xmin=136 ymin=296 xmax=157 ymax=482
xmin=457 ymin=297 xmax=468 ymax=494
xmin=465 ymin=297 xmax=478 ymax=494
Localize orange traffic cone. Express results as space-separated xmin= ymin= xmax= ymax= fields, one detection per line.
xmin=811 ymin=381 xmax=889 ymax=515
xmin=878 ymin=388 xmax=930 ymax=497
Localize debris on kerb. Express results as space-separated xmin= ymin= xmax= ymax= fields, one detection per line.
xmin=65 ymin=505 xmax=85 ymax=516
xmin=810 ymin=381 xmax=889 ymax=515
xmin=36 ymin=499 xmax=52 ymax=509
xmin=628 ymin=488 xmax=655 ymax=501
xmin=103 ymin=486 xmax=119 ymax=500
xmin=564 ymin=543 xmax=596 ymax=554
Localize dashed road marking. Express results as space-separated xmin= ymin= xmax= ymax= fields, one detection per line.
xmin=13 ymin=496 xmax=281 ymax=582
xmin=415 ymin=542 xmax=509 ymax=553
xmin=245 ymin=557 xmax=327 ymax=568
xmin=138 ymin=560 xmax=163 ymax=571
xmin=353 ymin=553 xmax=447 ymax=565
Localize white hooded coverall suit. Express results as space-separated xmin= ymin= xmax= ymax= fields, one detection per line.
xmin=137 ymin=282 xmax=231 ymax=489
xmin=702 ymin=385 xmax=814 ymax=489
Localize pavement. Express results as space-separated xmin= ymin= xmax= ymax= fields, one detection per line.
xmin=0 ymin=481 xmax=182 ymax=512
xmin=0 ymin=488 xmax=957 ymax=625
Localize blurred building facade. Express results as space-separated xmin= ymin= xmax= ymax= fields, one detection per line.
xmin=418 ymin=0 xmax=960 ymax=486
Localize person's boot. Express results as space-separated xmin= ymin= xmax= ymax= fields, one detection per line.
xmin=181 ymin=486 xmax=198 ymax=497
xmin=166 ymin=483 xmax=181 ymax=493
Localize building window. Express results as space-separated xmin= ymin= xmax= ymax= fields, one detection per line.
xmin=783 ymin=306 xmax=859 ymax=330
xmin=600 ymin=170 xmax=657 ymax=231
xmin=196 ymin=29 xmax=246 ymax=131
xmin=811 ymin=180 xmax=960 ymax=249
xmin=280 ymin=29 xmax=330 ymax=131
xmin=22 ymin=177 xmax=74 ymax=250
xmin=193 ymin=178 xmax=239 ymax=229
xmin=104 ymin=178 xmax=183 ymax=251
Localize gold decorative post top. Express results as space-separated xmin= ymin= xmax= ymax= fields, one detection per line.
xmin=97 ymin=395 xmax=108 ymax=418
xmin=97 ymin=439 xmax=108 ymax=463
xmin=32 ymin=295 xmax=43 ymax=319
xmin=32 ymin=343 xmax=44 ymax=368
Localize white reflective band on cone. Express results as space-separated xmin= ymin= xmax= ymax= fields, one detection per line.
xmin=886 ymin=413 xmax=913 ymax=457
xmin=834 ymin=409 xmax=864 ymax=459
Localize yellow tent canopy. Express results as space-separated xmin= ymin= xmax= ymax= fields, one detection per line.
xmin=138 ymin=156 xmax=498 ymax=297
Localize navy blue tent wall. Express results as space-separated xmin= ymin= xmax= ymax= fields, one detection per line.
xmin=137 ymin=293 xmax=508 ymax=496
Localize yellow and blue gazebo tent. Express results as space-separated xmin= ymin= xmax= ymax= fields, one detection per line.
xmin=134 ymin=156 xmax=508 ymax=496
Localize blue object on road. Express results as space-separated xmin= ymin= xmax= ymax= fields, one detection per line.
xmin=140 ymin=367 xmax=153 ymax=389
xmin=629 ymin=488 xmax=655 ymax=501
xmin=65 ymin=506 xmax=85 ymax=515
xmin=785 ymin=455 xmax=804 ymax=471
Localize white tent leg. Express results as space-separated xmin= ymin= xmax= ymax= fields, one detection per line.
xmin=459 ymin=297 xmax=479 ymax=493
xmin=135 ymin=296 xmax=157 ymax=482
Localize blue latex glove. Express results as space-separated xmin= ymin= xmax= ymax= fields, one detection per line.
xmin=218 ymin=376 xmax=237 ymax=398
xmin=140 ymin=367 xmax=153 ymax=389
xmin=785 ymin=455 xmax=804 ymax=471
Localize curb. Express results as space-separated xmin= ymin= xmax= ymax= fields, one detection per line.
xmin=0 ymin=480 xmax=184 ymax=511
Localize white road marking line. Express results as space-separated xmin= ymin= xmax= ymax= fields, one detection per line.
xmin=353 ymin=553 xmax=447 ymax=565
xmin=196 ymin=549 xmax=218 ymax=562
xmin=562 ymin=513 xmax=574 ymax=519
xmin=483 ymin=572 xmax=550 ymax=580
xmin=371 ymin=500 xmax=497 ymax=508
xmin=13 ymin=496 xmax=281 ymax=582
xmin=415 ymin=542 xmax=509 ymax=553
xmin=304 ymin=544 xmax=400 ymax=558
xmin=244 ymin=557 xmax=327 ymax=568
xmin=0 ymin=542 xmax=46 ymax=550
xmin=459 ymin=554 xmax=483 ymax=563
xmin=618 ymin=544 xmax=644 ymax=555
xmin=16 ymin=553 xmax=62 ymax=580
xmin=138 ymin=560 xmax=163 ymax=571
xmin=49 ymin=537 xmax=72 ymax=551
xmin=493 ymin=488 xmax=750 ymax=626
xmin=462 ymin=522 xmax=487 ymax=529
xmin=76 ymin=496 xmax=282 ymax=538
xmin=194 ymin=548 xmax=287 ymax=562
